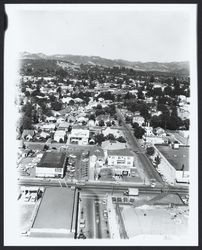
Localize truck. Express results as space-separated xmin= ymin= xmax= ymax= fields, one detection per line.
xmin=123 ymin=188 xmax=139 ymax=196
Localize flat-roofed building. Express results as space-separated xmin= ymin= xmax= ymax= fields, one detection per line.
xmin=30 ymin=187 xmax=78 ymax=238
xmin=154 ymin=144 xmax=189 ymax=184
xmin=68 ymin=128 xmax=89 ymax=145
xmin=107 ymin=149 xmax=135 ymax=176
xmin=36 ymin=151 xmax=66 ymax=178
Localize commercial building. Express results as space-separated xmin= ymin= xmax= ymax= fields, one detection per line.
xmin=154 ymin=144 xmax=189 ymax=184
xmin=120 ymin=204 xmax=188 ymax=239
xmin=68 ymin=128 xmax=89 ymax=145
xmin=107 ymin=149 xmax=135 ymax=176
xmin=30 ymin=187 xmax=78 ymax=238
xmin=36 ymin=151 xmax=66 ymax=178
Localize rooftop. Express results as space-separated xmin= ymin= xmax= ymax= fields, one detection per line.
xmin=121 ymin=205 xmax=188 ymax=238
xmin=107 ymin=148 xmax=134 ymax=157
xmin=37 ymin=151 xmax=66 ymax=169
xmin=70 ymin=128 xmax=90 ymax=138
xmin=155 ymin=144 xmax=189 ymax=171
xmin=32 ymin=187 xmax=75 ymax=231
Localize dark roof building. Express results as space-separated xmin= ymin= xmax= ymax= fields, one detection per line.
xmin=37 ymin=151 xmax=66 ymax=169
xmin=36 ymin=151 xmax=66 ymax=178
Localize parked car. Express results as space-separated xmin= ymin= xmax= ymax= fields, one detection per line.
xmin=103 ymin=210 xmax=108 ymax=219
xmin=80 ymin=218 xmax=85 ymax=228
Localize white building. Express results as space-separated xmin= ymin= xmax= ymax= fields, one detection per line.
xmin=68 ymin=129 xmax=89 ymax=145
xmin=153 ymin=144 xmax=189 ymax=185
xmin=42 ymin=123 xmax=56 ymax=132
xmin=102 ymin=127 xmax=123 ymax=138
xmin=54 ymin=130 xmax=66 ymax=142
xmin=107 ymin=149 xmax=135 ymax=176
xmin=132 ymin=116 xmax=145 ymax=126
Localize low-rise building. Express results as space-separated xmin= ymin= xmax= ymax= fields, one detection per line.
xmin=132 ymin=115 xmax=145 ymax=126
xmin=54 ymin=130 xmax=66 ymax=142
xmin=21 ymin=129 xmax=35 ymax=140
xmin=36 ymin=151 xmax=66 ymax=178
xmin=154 ymin=144 xmax=189 ymax=184
xmin=29 ymin=187 xmax=77 ymax=238
xmin=42 ymin=123 xmax=56 ymax=132
xmin=68 ymin=128 xmax=90 ymax=145
xmin=107 ymin=149 xmax=135 ymax=176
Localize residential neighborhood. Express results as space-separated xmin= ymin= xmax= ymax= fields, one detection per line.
xmin=16 ymin=52 xmax=190 ymax=241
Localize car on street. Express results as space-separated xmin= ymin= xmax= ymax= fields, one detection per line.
xmin=150 ymin=179 xmax=156 ymax=188
xmin=96 ymin=217 xmax=100 ymax=224
xmin=102 ymin=199 xmax=106 ymax=205
xmin=103 ymin=210 xmax=108 ymax=219
xmin=79 ymin=218 xmax=85 ymax=228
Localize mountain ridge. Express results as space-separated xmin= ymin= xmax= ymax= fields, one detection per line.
xmin=19 ymin=52 xmax=189 ymax=75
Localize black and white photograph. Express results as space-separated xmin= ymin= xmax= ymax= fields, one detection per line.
xmin=4 ymin=4 xmax=198 ymax=246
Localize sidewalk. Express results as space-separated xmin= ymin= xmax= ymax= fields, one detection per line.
xmin=107 ymin=194 xmax=120 ymax=239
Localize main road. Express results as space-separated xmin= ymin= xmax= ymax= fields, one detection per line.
xmin=116 ymin=108 xmax=164 ymax=185
xmin=18 ymin=178 xmax=189 ymax=195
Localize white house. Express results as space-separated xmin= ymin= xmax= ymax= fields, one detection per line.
xmin=42 ymin=123 xmax=56 ymax=132
xmin=46 ymin=116 xmax=56 ymax=123
xmin=68 ymin=129 xmax=90 ymax=145
xmin=132 ymin=116 xmax=145 ymax=126
xmin=54 ymin=130 xmax=66 ymax=142
xmin=88 ymin=119 xmax=95 ymax=127
xmin=107 ymin=149 xmax=135 ymax=176
xmin=102 ymin=127 xmax=123 ymax=138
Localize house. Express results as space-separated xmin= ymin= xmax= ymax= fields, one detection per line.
xmin=154 ymin=144 xmax=189 ymax=185
xmin=88 ymin=119 xmax=95 ymax=127
xmin=77 ymin=116 xmax=88 ymax=123
xmin=143 ymin=125 xmax=154 ymax=137
xmin=46 ymin=116 xmax=56 ymax=123
xmin=57 ymin=122 xmax=70 ymax=131
xmin=177 ymin=106 xmax=190 ymax=120
xmin=54 ymin=130 xmax=66 ymax=142
xmin=68 ymin=128 xmax=90 ymax=145
xmin=42 ymin=123 xmax=56 ymax=132
xmin=56 ymin=117 xmax=66 ymax=124
xmin=21 ymin=129 xmax=35 ymax=140
xmin=143 ymin=135 xmax=165 ymax=146
xmin=107 ymin=148 xmax=135 ymax=176
xmin=102 ymin=127 xmax=123 ymax=138
xmin=132 ymin=115 xmax=145 ymax=126
xmin=61 ymin=97 xmax=73 ymax=104
xmin=39 ymin=131 xmax=50 ymax=139
xmin=154 ymin=127 xmax=166 ymax=137
xmin=36 ymin=151 xmax=66 ymax=178
xmin=95 ymin=115 xmax=110 ymax=126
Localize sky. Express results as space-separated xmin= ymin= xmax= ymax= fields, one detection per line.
xmin=6 ymin=4 xmax=195 ymax=62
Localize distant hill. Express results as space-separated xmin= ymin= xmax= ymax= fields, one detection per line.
xmin=19 ymin=52 xmax=190 ymax=75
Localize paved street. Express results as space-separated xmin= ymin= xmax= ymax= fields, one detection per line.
xmin=18 ymin=178 xmax=189 ymax=196
xmin=116 ymin=108 xmax=164 ymax=185
xmin=79 ymin=191 xmax=110 ymax=239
